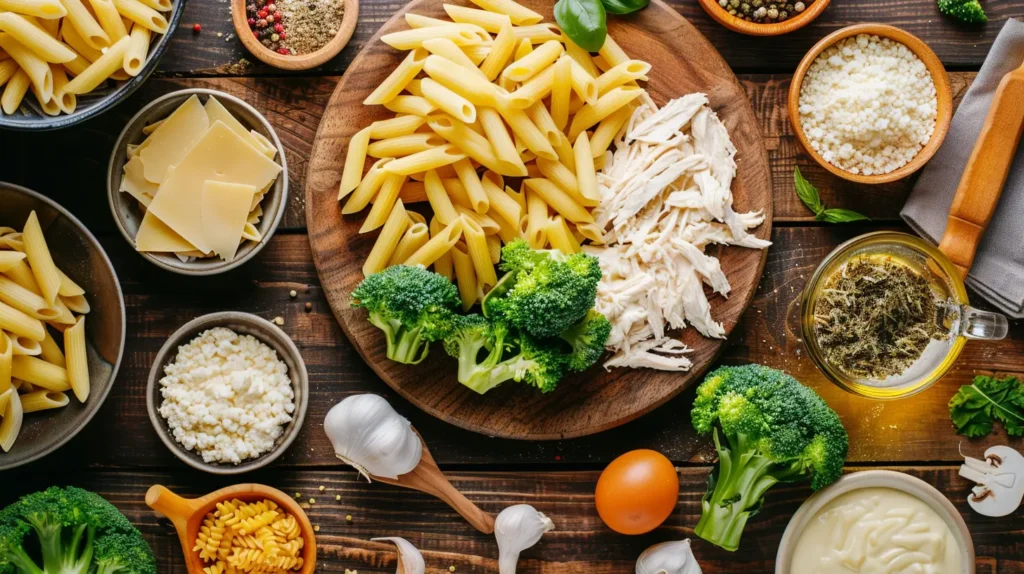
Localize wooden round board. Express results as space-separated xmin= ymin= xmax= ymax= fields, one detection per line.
xmin=305 ymin=0 xmax=772 ymax=440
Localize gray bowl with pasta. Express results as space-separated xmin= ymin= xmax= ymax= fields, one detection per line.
xmin=0 ymin=182 xmax=126 ymax=470
xmin=0 ymin=0 xmax=183 ymax=131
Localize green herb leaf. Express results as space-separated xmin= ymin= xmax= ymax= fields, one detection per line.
xmin=817 ymin=209 xmax=871 ymax=223
xmin=600 ymin=0 xmax=649 ymax=15
xmin=793 ymin=166 xmax=825 ymax=215
xmin=555 ymin=0 xmax=607 ymax=52
xmin=949 ymin=375 xmax=1024 ymax=437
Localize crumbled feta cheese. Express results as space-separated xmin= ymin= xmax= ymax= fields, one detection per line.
xmin=798 ymin=34 xmax=937 ymax=176
xmin=158 ymin=327 xmax=295 ymax=464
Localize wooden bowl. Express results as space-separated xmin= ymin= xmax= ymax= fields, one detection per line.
xmin=146 ymin=312 xmax=309 ymax=475
xmin=788 ymin=24 xmax=953 ymax=184
xmin=696 ymin=0 xmax=830 ymax=36
xmin=107 ymin=88 xmax=288 ymax=276
xmin=146 ymin=483 xmax=317 ymax=573
xmin=231 ymin=0 xmax=358 ymax=70
xmin=0 ymin=182 xmax=126 ymax=470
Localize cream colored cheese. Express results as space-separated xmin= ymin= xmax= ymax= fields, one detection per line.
xmin=791 ymin=487 xmax=961 ymax=574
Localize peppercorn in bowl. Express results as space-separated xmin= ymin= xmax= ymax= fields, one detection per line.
xmin=231 ymin=0 xmax=358 ymax=70
xmin=696 ymin=0 xmax=829 ymax=35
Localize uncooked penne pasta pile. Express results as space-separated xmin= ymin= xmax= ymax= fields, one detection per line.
xmin=337 ymin=0 xmax=651 ymax=310
xmin=0 ymin=0 xmax=173 ymax=116
xmin=0 ymin=211 xmax=92 ymax=453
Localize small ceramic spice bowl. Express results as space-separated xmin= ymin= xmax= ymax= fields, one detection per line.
xmin=696 ymin=0 xmax=830 ymax=36
xmin=232 ymin=0 xmax=358 ymax=70
xmin=788 ymin=24 xmax=953 ymax=184
xmin=146 ymin=312 xmax=309 ymax=475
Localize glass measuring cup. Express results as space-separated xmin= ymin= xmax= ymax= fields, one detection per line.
xmin=800 ymin=231 xmax=1008 ymax=399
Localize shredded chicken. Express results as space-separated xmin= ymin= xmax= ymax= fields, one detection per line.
xmin=586 ymin=94 xmax=771 ymax=371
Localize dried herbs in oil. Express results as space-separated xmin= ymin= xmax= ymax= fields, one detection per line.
xmin=813 ymin=255 xmax=947 ymax=379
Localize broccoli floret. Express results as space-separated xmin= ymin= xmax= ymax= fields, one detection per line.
xmin=442 ymin=314 xmax=508 ymax=391
xmin=351 ymin=265 xmax=460 ymax=364
xmin=0 ymin=487 xmax=155 ymax=574
xmin=93 ymin=532 xmax=157 ymax=574
xmin=938 ymin=0 xmax=987 ymax=23
xmin=691 ymin=365 xmax=848 ymax=552
xmin=483 ymin=240 xmax=602 ymax=338
xmin=444 ymin=320 xmax=567 ymax=394
xmin=559 ymin=310 xmax=611 ymax=371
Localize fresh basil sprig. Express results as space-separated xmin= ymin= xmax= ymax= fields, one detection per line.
xmin=601 ymin=0 xmax=650 ymax=15
xmin=555 ymin=0 xmax=607 ymax=52
xmin=794 ymin=167 xmax=870 ymax=223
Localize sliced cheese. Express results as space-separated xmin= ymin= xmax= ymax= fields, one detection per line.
xmin=146 ymin=120 xmax=282 ymax=253
xmin=140 ymin=94 xmax=210 ymax=184
xmin=248 ymin=129 xmax=278 ymax=160
xmin=119 ymin=156 xmax=157 ymax=207
xmin=247 ymin=203 xmax=263 ymax=225
xmin=240 ymin=222 xmax=262 ymax=242
xmin=204 ymin=96 xmax=278 ymax=160
xmin=135 ymin=210 xmax=198 ymax=253
xmin=200 ymin=180 xmax=256 ymax=261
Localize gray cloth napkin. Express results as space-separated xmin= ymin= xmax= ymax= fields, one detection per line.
xmin=901 ymin=18 xmax=1024 ymax=318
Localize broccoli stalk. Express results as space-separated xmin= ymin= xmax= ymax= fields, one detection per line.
xmin=351 ymin=265 xmax=461 ymax=364
xmin=444 ymin=319 xmax=567 ymax=394
xmin=691 ymin=365 xmax=849 ymax=552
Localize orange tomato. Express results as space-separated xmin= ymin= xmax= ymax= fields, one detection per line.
xmin=595 ymin=449 xmax=679 ymax=535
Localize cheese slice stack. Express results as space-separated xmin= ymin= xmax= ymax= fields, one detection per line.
xmin=120 ymin=95 xmax=283 ymax=262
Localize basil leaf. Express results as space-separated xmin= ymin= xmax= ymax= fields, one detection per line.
xmin=793 ymin=166 xmax=824 ymax=215
xmin=555 ymin=0 xmax=607 ymax=52
xmin=600 ymin=0 xmax=649 ymax=15
xmin=816 ymin=209 xmax=871 ymax=223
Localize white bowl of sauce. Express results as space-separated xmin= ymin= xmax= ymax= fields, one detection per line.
xmin=776 ymin=470 xmax=974 ymax=574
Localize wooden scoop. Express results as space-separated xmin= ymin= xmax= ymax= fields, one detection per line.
xmin=938 ymin=61 xmax=1024 ymax=278
xmin=145 ymin=484 xmax=317 ymax=573
xmin=370 ymin=431 xmax=496 ymax=534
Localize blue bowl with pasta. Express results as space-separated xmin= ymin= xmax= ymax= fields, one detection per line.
xmin=0 ymin=0 xmax=183 ymax=130
xmin=0 ymin=182 xmax=126 ymax=470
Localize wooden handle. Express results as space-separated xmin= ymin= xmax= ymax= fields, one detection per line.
xmin=938 ymin=62 xmax=1024 ymax=278
xmin=145 ymin=484 xmax=198 ymax=533
xmin=409 ymin=463 xmax=497 ymax=534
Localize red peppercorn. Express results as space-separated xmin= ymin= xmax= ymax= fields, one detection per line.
xmin=277 ymin=48 xmax=289 ymax=54
xmin=257 ymin=9 xmax=267 ymax=17
xmin=192 ymin=23 xmax=201 ymax=32
xmin=247 ymin=17 xmax=256 ymax=26
xmin=278 ymin=31 xmax=285 ymax=39
xmin=253 ymin=30 xmax=259 ymax=37
xmin=273 ymin=23 xmax=283 ymax=32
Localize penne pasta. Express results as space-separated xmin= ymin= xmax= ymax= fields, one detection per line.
xmin=405 ymin=217 xmax=464 ymax=268
xmin=0 ymin=331 xmax=11 ymax=393
xmin=382 ymin=142 xmax=466 ymax=176
xmin=0 ymin=276 xmax=61 ymax=321
xmin=478 ymin=18 xmax=514 ymax=81
xmin=546 ymin=215 xmax=581 ymax=254
xmin=0 ymin=58 xmax=18 ymax=87
xmin=590 ymin=103 xmax=633 ymax=156
xmin=568 ymin=57 xmax=598 ymax=106
xmin=365 ymin=48 xmax=428 ymax=105
xmin=397 ymin=180 xmax=428 ymax=204
xmin=369 ymin=114 xmax=426 ymax=139
xmin=61 ymin=294 xmax=89 ymax=314
xmin=598 ymin=33 xmax=631 ymax=68
xmin=0 ymin=0 xmax=67 ymax=19
xmin=452 ymin=158 xmax=488 ymax=214
xmin=481 ymin=170 xmax=521 ymax=226
xmin=387 ymin=222 xmax=430 ymax=267
xmin=429 ymin=217 xmax=454 ymax=280
xmin=525 ymin=184 xmax=549 ymax=249
xmin=450 ymin=242 xmax=477 ymax=311
xmin=110 ymin=0 xmax=167 ymax=33
xmin=486 ymin=233 xmax=501 ymax=263
xmin=422 ymin=54 xmax=506 ymax=108
xmin=404 ymin=12 xmax=449 ymax=28
xmin=122 ymin=21 xmax=149 ymax=75
xmin=467 ymin=0 xmax=542 ymax=25
xmin=62 ymin=0 xmax=110 ymax=48
xmin=564 ymin=35 xmax=600 ymax=77
xmin=568 ymin=86 xmax=644 ymax=140
xmin=89 ymin=0 xmax=128 ymax=42
xmin=19 ymin=389 xmax=70 ymax=413
xmin=368 ymin=133 xmax=445 ymax=158
xmin=550 ymin=54 xmax=572 ymax=131
xmin=512 ymin=23 xmax=560 ymax=42
xmin=338 ymin=127 xmax=372 ymax=200
xmin=426 ymin=114 xmax=505 ymax=174
xmin=383 ymin=94 xmax=436 ymax=116
xmin=524 ymin=178 xmax=594 ymax=224
xmin=573 ymin=131 xmax=601 ymax=203
xmin=10 ymin=334 xmax=42 ymax=356
xmin=381 ymin=24 xmax=487 ymax=51
xmin=455 ymin=204 xmax=500 ymax=235
xmin=420 ymin=76 xmax=476 ymax=123
xmin=343 ymin=157 xmax=393 ymax=214
xmin=63 ymin=34 xmax=129 ymax=94
xmin=0 ymin=32 xmax=53 ymax=103
xmin=0 ymin=297 xmax=46 ymax=343
xmin=495 ymin=100 xmax=557 ymax=161
xmin=21 ymin=211 xmax=61 ymax=306
xmin=501 ymin=39 xmax=561 ymax=82
xmin=595 ymin=59 xmax=650 ymax=95
xmin=49 ymin=64 xmax=73 ymax=113
xmin=461 ymin=214 xmax=497 ymax=288
xmin=0 ymin=251 xmax=26 ymax=272
xmin=0 ymin=68 xmax=27 ymax=113
xmin=363 ymin=200 xmax=409 ymax=276
xmin=507 ymin=66 xmax=553 ymax=108
xmin=0 ymin=388 xmax=22 ymax=452
xmin=11 ymin=355 xmax=70 ymax=391
xmin=0 ymin=12 xmax=76 ymax=62
xmin=443 ymin=4 xmax=510 ymax=32
xmin=360 ymin=173 xmax=407 ymax=233
xmin=477 ymin=106 xmax=526 ymax=177
xmin=39 ymin=328 xmax=65 ymax=367
xmin=64 ymin=314 xmax=88 ymax=401
xmin=422 ymin=36 xmax=487 ymax=78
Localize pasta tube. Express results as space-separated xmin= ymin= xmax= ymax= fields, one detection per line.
xmin=64 ymin=314 xmax=89 ymax=401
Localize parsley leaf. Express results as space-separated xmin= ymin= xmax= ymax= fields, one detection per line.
xmin=949 ymin=375 xmax=1024 ymax=437
xmin=793 ymin=167 xmax=870 ymax=223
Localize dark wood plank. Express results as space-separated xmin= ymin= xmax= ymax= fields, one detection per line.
xmin=0 ymin=72 xmax=978 ymax=231
xmin=13 ymin=226 xmax=1022 ymax=473
xmin=154 ymin=0 xmax=1017 ymax=75
xmin=1 ymin=467 xmax=1019 ymax=572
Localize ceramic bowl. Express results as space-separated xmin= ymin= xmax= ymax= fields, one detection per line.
xmin=776 ymin=470 xmax=975 ymax=573
xmin=146 ymin=483 xmax=316 ymax=573
xmin=0 ymin=182 xmax=126 ymax=470
xmin=106 ymin=88 xmax=288 ymax=275
xmin=696 ymin=0 xmax=830 ymax=36
xmin=0 ymin=0 xmax=185 ymax=131
xmin=146 ymin=311 xmax=308 ymax=474
xmin=788 ymin=24 xmax=953 ymax=184
xmin=231 ymin=0 xmax=358 ymax=70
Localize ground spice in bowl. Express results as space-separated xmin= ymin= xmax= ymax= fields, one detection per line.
xmin=717 ymin=0 xmax=811 ymax=22
xmin=812 ymin=255 xmax=947 ymax=380
xmin=246 ymin=0 xmax=344 ymax=55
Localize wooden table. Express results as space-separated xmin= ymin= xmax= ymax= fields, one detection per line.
xmin=1 ymin=2 xmax=1023 ymax=572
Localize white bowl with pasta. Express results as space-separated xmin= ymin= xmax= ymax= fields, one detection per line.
xmin=0 ymin=0 xmax=183 ymax=130
xmin=0 ymin=181 xmax=126 ymax=470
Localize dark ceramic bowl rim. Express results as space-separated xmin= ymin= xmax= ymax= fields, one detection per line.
xmin=0 ymin=0 xmax=185 ymax=131
xmin=145 ymin=311 xmax=309 ymax=475
xmin=106 ymin=88 xmax=289 ymax=276
xmin=0 ymin=181 xmax=127 ymax=470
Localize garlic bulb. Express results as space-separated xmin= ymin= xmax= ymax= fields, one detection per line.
xmin=636 ymin=540 xmax=702 ymax=574
xmin=371 ymin=537 xmax=425 ymax=574
xmin=323 ymin=394 xmax=422 ymax=479
xmin=494 ymin=504 xmax=555 ymax=574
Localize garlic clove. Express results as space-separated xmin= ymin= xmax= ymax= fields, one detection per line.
xmin=494 ymin=504 xmax=555 ymax=574
xmin=636 ymin=539 xmax=702 ymax=574
xmin=324 ymin=394 xmax=422 ymax=480
xmin=371 ymin=537 xmax=425 ymax=574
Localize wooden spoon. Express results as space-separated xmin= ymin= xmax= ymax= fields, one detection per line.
xmin=938 ymin=60 xmax=1024 ymax=278
xmin=145 ymin=483 xmax=317 ymax=573
xmin=369 ymin=430 xmax=496 ymax=534
xmin=231 ymin=0 xmax=358 ymax=70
